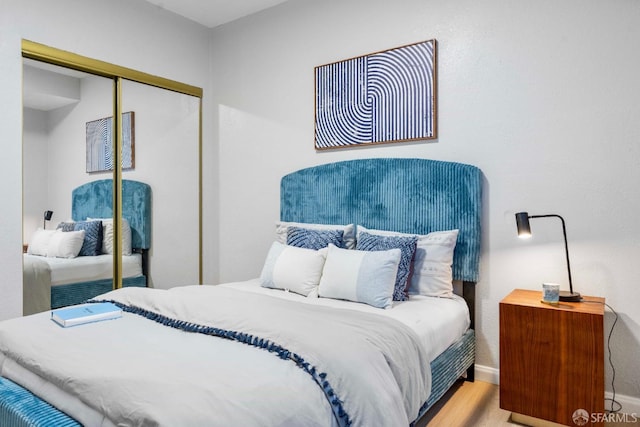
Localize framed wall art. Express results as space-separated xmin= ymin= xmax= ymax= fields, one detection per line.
xmin=314 ymin=39 xmax=437 ymax=150
xmin=86 ymin=111 xmax=135 ymax=173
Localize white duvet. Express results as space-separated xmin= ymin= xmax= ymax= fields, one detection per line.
xmin=224 ymin=279 xmax=471 ymax=363
xmin=0 ymin=283 xmax=437 ymax=427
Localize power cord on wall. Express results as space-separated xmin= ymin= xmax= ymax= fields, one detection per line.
xmin=581 ymin=300 xmax=621 ymax=413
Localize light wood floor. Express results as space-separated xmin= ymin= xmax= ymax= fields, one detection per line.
xmin=414 ymin=380 xmax=640 ymax=427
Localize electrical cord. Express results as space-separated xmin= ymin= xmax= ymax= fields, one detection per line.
xmin=604 ymin=302 xmax=621 ymax=413
xmin=581 ymin=300 xmax=621 ymax=413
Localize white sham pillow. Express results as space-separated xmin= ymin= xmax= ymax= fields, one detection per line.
xmin=88 ymin=218 xmax=132 ymax=256
xmin=357 ymin=226 xmax=459 ymax=298
xmin=27 ymin=229 xmax=57 ymax=256
xmin=318 ymin=244 xmax=400 ymax=309
xmin=260 ymin=241 xmax=327 ymax=297
xmin=47 ymin=230 xmax=85 ymax=258
xmin=276 ymin=221 xmax=356 ymax=249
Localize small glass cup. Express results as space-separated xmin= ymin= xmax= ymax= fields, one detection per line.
xmin=542 ymin=283 xmax=560 ymax=305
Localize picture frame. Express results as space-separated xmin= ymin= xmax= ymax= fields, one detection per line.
xmin=86 ymin=111 xmax=135 ymax=173
xmin=314 ymin=40 xmax=437 ymax=150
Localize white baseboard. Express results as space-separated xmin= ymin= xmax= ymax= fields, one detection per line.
xmin=606 ymin=391 xmax=640 ymax=415
xmin=475 ymin=364 xmax=640 ymax=416
xmin=474 ymin=364 xmax=499 ymax=384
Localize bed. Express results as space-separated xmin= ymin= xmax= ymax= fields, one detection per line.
xmin=22 ymin=179 xmax=151 ymax=315
xmin=1 ymin=158 xmax=482 ymax=426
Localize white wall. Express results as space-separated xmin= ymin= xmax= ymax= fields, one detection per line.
xmin=45 ymin=76 xmax=113 ymax=224
xmin=0 ymin=0 xmax=213 ymax=318
xmin=22 ymin=108 xmax=49 ymax=239
xmin=210 ymin=0 xmax=640 ymax=401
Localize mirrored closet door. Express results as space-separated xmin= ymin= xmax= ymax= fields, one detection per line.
xmin=21 ymin=41 xmax=202 ymax=315
xmin=120 ymin=79 xmax=200 ymax=288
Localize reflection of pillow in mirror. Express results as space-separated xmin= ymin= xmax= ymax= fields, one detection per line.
xmin=57 ymin=220 xmax=103 ymax=256
xmin=73 ymin=220 xmax=103 ymax=256
xmin=88 ymin=218 xmax=132 ymax=255
xmin=56 ymin=221 xmax=76 ymax=232
xmin=27 ymin=229 xmax=57 ymax=256
xmin=103 ymin=219 xmax=132 ymax=256
xmin=47 ymin=230 xmax=85 ymax=258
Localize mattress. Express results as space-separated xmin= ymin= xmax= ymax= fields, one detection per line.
xmin=24 ymin=253 xmax=143 ymax=286
xmin=221 ymin=279 xmax=470 ymax=362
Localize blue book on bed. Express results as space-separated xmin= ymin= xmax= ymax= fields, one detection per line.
xmin=51 ymin=302 xmax=122 ymax=327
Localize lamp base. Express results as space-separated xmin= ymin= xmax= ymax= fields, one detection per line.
xmin=559 ymin=291 xmax=581 ymax=302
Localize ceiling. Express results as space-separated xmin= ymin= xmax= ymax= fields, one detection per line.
xmin=23 ymin=1 xmax=289 ymax=110
xmin=143 ymin=0 xmax=288 ymax=28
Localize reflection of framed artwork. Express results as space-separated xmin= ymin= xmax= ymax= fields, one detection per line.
xmin=86 ymin=111 xmax=135 ymax=173
xmin=314 ymin=40 xmax=437 ymax=150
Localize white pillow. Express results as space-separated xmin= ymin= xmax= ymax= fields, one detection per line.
xmin=47 ymin=230 xmax=85 ymax=258
xmin=357 ymin=226 xmax=459 ymax=298
xmin=318 ymin=244 xmax=400 ymax=309
xmin=88 ymin=218 xmax=132 ymax=255
xmin=260 ymin=241 xmax=327 ymax=297
xmin=276 ymin=221 xmax=356 ymax=249
xmin=27 ymin=229 xmax=57 ymax=256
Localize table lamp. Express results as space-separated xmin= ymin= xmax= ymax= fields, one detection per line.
xmin=515 ymin=212 xmax=581 ymax=302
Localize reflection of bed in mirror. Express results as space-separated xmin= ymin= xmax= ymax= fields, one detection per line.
xmin=23 ymin=179 xmax=151 ymax=315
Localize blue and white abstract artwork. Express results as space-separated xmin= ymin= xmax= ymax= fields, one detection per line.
xmin=315 ymin=40 xmax=436 ymax=149
xmin=86 ymin=111 xmax=135 ymax=173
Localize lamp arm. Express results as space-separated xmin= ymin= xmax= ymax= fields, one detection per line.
xmin=529 ymin=214 xmax=573 ymax=294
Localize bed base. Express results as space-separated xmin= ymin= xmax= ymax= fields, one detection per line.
xmin=411 ymin=329 xmax=475 ymax=425
xmin=0 ymin=377 xmax=80 ymax=427
xmin=50 ymin=275 xmax=146 ymax=309
xmin=462 ymin=280 xmax=476 ymax=382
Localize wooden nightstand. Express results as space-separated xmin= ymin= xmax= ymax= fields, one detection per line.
xmin=500 ymin=289 xmax=604 ymax=427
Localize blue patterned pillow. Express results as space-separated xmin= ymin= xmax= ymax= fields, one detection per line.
xmin=73 ymin=220 xmax=103 ymax=256
xmin=287 ymin=226 xmax=344 ymax=250
xmin=356 ymin=232 xmax=418 ymax=301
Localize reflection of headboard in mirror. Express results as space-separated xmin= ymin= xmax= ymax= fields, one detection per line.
xmin=71 ymin=179 xmax=151 ymax=251
xmin=48 ymin=179 xmax=151 ymax=309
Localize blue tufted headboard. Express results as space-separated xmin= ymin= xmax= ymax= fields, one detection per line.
xmin=281 ymin=158 xmax=482 ymax=282
xmin=71 ymin=179 xmax=151 ymax=250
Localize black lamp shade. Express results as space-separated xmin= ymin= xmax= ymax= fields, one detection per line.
xmin=43 ymin=210 xmax=53 ymax=229
xmin=515 ymin=212 xmax=531 ymax=238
